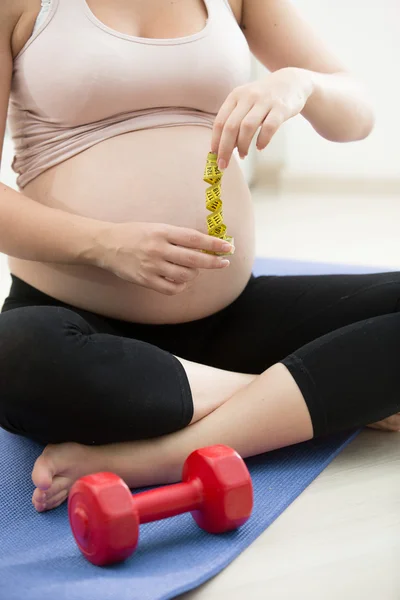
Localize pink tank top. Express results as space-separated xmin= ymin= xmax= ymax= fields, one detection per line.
xmin=7 ymin=0 xmax=251 ymax=189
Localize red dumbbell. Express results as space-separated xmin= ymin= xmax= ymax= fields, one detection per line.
xmin=68 ymin=444 xmax=253 ymax=566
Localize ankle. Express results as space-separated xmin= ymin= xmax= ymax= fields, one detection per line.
xmin=95 ymin=438 xmax=180 ymax=489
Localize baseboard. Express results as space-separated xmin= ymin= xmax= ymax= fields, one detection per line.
xmin=252 ymin=165 xmax=400 ymax=195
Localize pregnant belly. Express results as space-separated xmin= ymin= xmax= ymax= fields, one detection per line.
xmin=9 ymin=126 xmax=255 ymax=323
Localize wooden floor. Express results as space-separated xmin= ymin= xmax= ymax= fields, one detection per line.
xmin=180 ymin=430 xmax=400 ymax=599
xmin=180 ymin=188 xmax=400 ymax=599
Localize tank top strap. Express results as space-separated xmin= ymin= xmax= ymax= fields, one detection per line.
xmin=54 ymin=0 xmax=87 ymax=18
xmin=32 ymin=0 xmax=87 ymax=29
xmin=207 ymin=0 xmax=237 ymax=24
xmin=43 ymin=0 xmax=98 ymax=38
xmin=43 ymin=0 xmax=95 ymax=28
xmin=218 ymin=0 xmax=236 ymax=17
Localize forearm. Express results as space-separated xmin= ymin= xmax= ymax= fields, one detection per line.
xmin=300 ymin=69 xmax=375 ymax=142
xmin=0 ymin=181 xmax=106 ymax=265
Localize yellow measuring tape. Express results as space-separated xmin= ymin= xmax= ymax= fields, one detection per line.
xmin=203 ymin=152 xmax=234 ymax=256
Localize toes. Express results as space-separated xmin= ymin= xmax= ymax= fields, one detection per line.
xmin=44 ymin=476 xmax=71 ymax=501
xmin=33 ymin=488 xmax=69 ymax=512
xmin=32 ymin=446 xmax=57 ymax=491
xmin=32 ymin=489 xmax=69 ymax=512
xmin=32 ymin=475 xmax=72 ymax=509
xmin=32 ymin=488 xmax=47 ymax=505
xmin=32 ymin=488 xmax=48 ymax=511
xmin=44 ymin=489 xmax=69 ymax=511
xmin=30 ymin=441 xmax=103 ymax=513
xmin=368 ymin=413 xmax=400 ymax=432
xmin=33 ymin=499 xmax=47 ymax=513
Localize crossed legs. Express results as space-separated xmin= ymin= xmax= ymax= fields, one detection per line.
xmin=2 ymin=272 xmax=400 ymax=513
xmin=32 ymin=359 xmax=311 ymax=511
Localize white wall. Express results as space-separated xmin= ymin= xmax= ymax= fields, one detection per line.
xmin=256 ymin=0 xmax=400 ymax=180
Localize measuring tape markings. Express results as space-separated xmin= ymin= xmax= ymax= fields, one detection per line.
xmin=203 ymin=152 xmax=234 ymax=256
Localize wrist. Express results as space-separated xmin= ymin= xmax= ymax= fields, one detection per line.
xmin=295 ymin=67 xmax=316 ymax=101
xmin=76 ymin=218 xmax=114 ymax=269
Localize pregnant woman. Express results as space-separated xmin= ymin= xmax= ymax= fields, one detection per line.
xmin=0 ymin=0 xmax=397 ymax=514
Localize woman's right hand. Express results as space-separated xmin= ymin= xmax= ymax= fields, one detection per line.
xmin=93 ymin=221 xmax=234 ymax=295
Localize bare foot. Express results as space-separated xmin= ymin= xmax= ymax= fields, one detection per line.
xmin=31 ymin=437 xmax=178 ymax=513
xmin=30 ymin=362 xmax=256 ymax=513
xmin=367 ymin=413 xmax=400 ymax=432
xmin=31 ymin=442 xmax=99 ymax=512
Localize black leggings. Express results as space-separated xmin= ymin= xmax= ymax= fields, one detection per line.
xmin=1 ymin=271 xmax=400 ymax=446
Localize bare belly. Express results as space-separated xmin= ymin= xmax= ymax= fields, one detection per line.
xmin=8 ymin=125 xmax=255 ymax=323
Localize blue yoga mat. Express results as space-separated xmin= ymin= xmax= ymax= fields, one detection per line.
xmin=0 ymin=429 xmax=359 ymax=600
xmin=1 ymin=257 xmax=392 ymax=600
xmin=252 ymin=256 xmax=396 ymax=277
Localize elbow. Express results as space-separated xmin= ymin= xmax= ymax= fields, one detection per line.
xmin=356 ymin=105 xmax=375 ymax=141
xmin=316 ymin=104 xmax=375 ymax=143
xmin=336 ymin=73 xmax=376 ymax=142
xmin=349 ymin=96 xmax=376 ymax=141
xmin=309 ymin=72 xmax=376 ymax=143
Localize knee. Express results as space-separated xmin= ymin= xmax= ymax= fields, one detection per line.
xmin=0 ymin=305 xmax=91 ymax=366
xmin=0 ymin=306 xmax=91 ymax=439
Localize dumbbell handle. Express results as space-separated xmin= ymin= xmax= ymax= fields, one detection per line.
xmin=132 ymin=478 xmax=203 ymax=524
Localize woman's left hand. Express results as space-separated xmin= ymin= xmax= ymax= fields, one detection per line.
xmin=211 ymin=67 xmax=314 ymax=170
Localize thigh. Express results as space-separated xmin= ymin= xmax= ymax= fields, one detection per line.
xmin=205 ymin=271 xmax=400 ymax=373
xmin=0 ymin=305 xmax=193 ymax=445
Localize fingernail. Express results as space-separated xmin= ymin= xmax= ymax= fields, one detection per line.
xmin=222 ymin=242 xmax=232 ymax=251
xmin=218 ymin=159 xmax=227 ymax=170
xmin=220 ymin=259 xmax=230 ymax=267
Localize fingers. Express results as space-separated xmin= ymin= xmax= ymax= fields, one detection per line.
xmin=213 ymin=100 xmax=257 ymax=169
xmin=210 ymin=94 xmax=238 ymax=157
xmin=150 ymin=253 xmax=229 ymax=294
xmin=150 ymin=276 xmax=188 ymax=296
xmin=166 ymin=225 xmax=234 ymax=255
xmin=165 ymin=246 xmax=231 ymax=270
xmin=256 ymin=108 xmax=284 ymax=150
xmin=236 ymin=102 xmax=272 ymax=158
xmin=159 ymin=262 xmax=200 ymax=284
xmin=216 ymin=101 xmax=282 ymax=166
